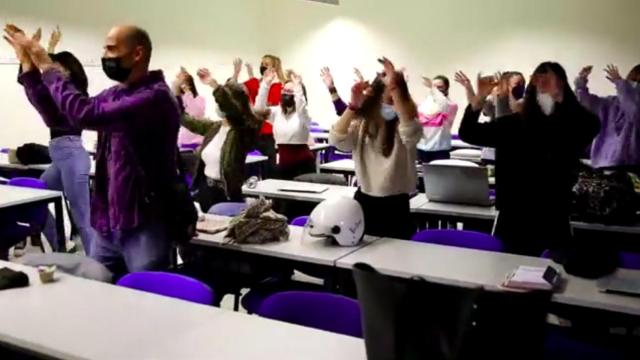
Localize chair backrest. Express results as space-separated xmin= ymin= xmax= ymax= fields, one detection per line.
xmin=207 ymin=202 xmax=247 ymax=217
xmin=429 ymin=159 xmax=479 ymax=167
xmin=353 ymin=262 xmax=551 ymax=360
xmin=117 ymin=271 xmax=213 ymax=305
xmin=257 ymin=291 xmax=363 ymax=338
xmin=294 ymin=173 xmax=347 ymax=186
xmin=411 ymin=229 xmax=504 ymax=252
xmin=290 ymin=216 xmax=309 ymax=227
xmin=248 ymin=150 xmax=263 ymax=156
xmin=7 ymin=177 xmax=49 ymax=226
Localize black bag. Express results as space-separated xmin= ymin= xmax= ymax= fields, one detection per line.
xmin=571 ymin=168 xmax=639 ymax=225
xmin=353 ymin=263 xmax=552 ymax=360
xmin=160 ymin=179 xmax=198 ymax=245
xmin=15 ymin=143 xmax=51 ymax=165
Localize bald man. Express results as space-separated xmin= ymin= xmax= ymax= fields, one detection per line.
xmin=12 ymin=25 xmax=180 ymax=275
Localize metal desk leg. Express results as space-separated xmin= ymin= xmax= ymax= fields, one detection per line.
xmin=53 ymin=196 xmax=66 ymax=252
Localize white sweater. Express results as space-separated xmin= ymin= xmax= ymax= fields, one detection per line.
xmin=255 ymin=81 xmax=311 ymax=145
xmin=330 ymin=117 xmax=422 ymax=197
xmin=416 ymin=88 xmax=458 ymax=152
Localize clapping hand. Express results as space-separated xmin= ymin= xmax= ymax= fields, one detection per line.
xmin=233 ymin=58 xmax=243 ymax=76
xmin=197 ymin=67 xmax=218 ymax=88
xmin=379 ymin=57 xmax=400 ymax=90
xmin=289 ymin=71 xmax=303 ymax=86
xmin=48 ymin=25 xmax=61 ymax=53
xmin=354 ymin=68 xmax=364 ymax=83
xmin=4 ymin=24 xmax=53 ymax=70
xmin=604 ymin=64 xmax=622 ymax=83
xmin=245 ymin=63 xmax=254 ymax=78
xmin=422 ymin=76 xmax=433 ymax=88
xmin=349 ymin=80 xmax=371 ymax=111
xmin=320 ymin=67 xmax=334 ymax=88
xmin=578 ymin=65 xmax=593 ymax=80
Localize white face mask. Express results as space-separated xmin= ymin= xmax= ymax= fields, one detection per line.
xmin=631 ymin=81 xmax=639 ymax=89
xmin=380 ymin=103 xmax=397 ymax=121
xmin=536 ymin=92 xmax=555 ymax=116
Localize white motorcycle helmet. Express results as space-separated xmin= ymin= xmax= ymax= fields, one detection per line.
xmin=306 ymin=196 xmax=365 ymax=246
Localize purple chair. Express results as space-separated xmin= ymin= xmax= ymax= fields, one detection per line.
xmin=411 ymin=229 xmax=504 ymax=252
xmin=257 ymin=291 xmax=363 ymax=338
xmin=248 ymin=150 xmax=263 ymax=156
xmin=117 ymin=271 xmax=214 ymax=305
xmin=179 ymin=143 xmax=200 ymax=151
xmin=207 ymin=202 xmax=247 ymax=217
xmin=541 ymin=250 xmax=640 ymax=270
xmin=290 ymin=216 xmax=309 ymax=227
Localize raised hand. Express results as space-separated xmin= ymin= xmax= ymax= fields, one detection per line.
xmin=495 ymin=72 xmax=509 ymax=97
xmin=233 ymin=58 xmax=243 ymax=76
xmin=32 ymin=27 xmax=42 ymax=43
xmin=578 ymin=65 xmax=593 ymax=80
xmin=422 ymin=76 xmax=433 ymax=88
xmin=379 ymin=57 xmax=399 ymax=89
xmin=197 ymin=67 xmax=218 ymax=88
xmin=454 ymin=71 xmax=473 ymax=91
xmin=289 ymin=71 xmax=303 ymax=86
xmin=48 ymin=25 xmax=61 ymax=53
xmin=349 ymin=81 xmax=371 ymax=110
xmin=245 ymin=63 xmax=254 ymax=78
xmin=4 ymin=24 xmax=52 ymax=70
xmin=354 ymin=68 xmax=364 ymax=83
xmin=320 ymin=67 xmax=334 ymax=88
xmin=604 ymin=64 xmax=622 ymax=83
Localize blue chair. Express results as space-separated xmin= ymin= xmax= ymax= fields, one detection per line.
xmin=290 ymin=216 xmax=309 ymax=227
xmin=207 ymin=202 xmax=247 ymax=217
xmin=412 ymin=229 xmax=504 ymax=252
xmin=257 ymin=291 xmax=363 ymax=338
xmin=117 ymin=271 xmax=214 ymax=305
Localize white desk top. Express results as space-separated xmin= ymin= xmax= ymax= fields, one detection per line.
xmin=243 ymin=179 xmax=357 ymax=203
xmin=0 ymin=184 xmax=62 ymax=209
xmin=193 ymin=219 xmax=379 ymax=266
xmin=246 ymin=154 xmax=269 ymax=164
xmin=310 ymin=143 xmax=332 ymax=152
xmin=451 ymin=139 xmax=481 ymax=149
xmin=0 ymin=261 xmax=365 ymax=360
xmin=336 ymin=239 xmax=640 ymax=316
xmin=319 ymin=159 xmax=356 ymax=173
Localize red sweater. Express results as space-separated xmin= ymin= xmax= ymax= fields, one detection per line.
xmin=244 ymin=78 xmax=282 ymax=135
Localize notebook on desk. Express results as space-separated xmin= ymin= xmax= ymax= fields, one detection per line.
xmin=196 ymin=215 xmax=231 ymax=235
xmin=423 ymin=163 xmax=494 ymax=207
xmin=278 ymin=183 xmax=329 ymax=194
xmin=598 ymin=273 xmax=640 ymax=297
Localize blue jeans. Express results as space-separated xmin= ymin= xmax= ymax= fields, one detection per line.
xmin=41 ymin=136 xmax=95 ymax=254
xmin=90 ymin=221 xmax=172 ymax=277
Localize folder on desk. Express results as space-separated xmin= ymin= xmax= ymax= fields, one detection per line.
xmin=278 ymin=184 xmax=329 ymax=194
xmin=196 ymin=216 xmax=230 ymax=235
xmin=503 ymin=266 xmax=561 ymax=291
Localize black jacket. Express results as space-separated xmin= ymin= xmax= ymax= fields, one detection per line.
xmin=459 ymin=101 xmax=600 ymax=216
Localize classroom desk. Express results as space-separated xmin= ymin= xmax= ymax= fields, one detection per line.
xmin=243 ymin=179 xmax=356 ymax=203
xmin=414 ymin=198 xmax=498 ymax=221
xmin=0 ymin=261 xmax=365 ymax=360
xmin=0 ymin=185 xmax=65 ymax=251
xmin=336 ymin=238 xmax=640 ymax=316
xmin=451 ymin=138 xmax=482 ymax=150
xmin=192 ymin=217 xmax=379 ymax=267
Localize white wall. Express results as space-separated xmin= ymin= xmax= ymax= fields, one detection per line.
xmin=0 ymin=0 xmax=268 ymax=147
xmin=267 ymin=0 xmax=640 ymax=129
xmin=1 ymin=0 xmax=639 ymax=147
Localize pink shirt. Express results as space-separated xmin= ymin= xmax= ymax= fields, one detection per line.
xmin=178 ymin=92 xmax=206 ymax=146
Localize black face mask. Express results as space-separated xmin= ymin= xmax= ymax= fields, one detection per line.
xmin=512 ymin=83 xmax=526 ymax=100
xmin=101 ymin=56 xmax=132 ymax=83
xmin=281 ymin=94 xmax=295 ymax=108
xmin=260 ymin=65 xmax=268 ymax=76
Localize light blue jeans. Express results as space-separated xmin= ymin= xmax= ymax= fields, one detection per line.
xmin=90 ymin=221 xmax=173 ymax=277
xmin=41 ymin=136 xmax=95 ymax=254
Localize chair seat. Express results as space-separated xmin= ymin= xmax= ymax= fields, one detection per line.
xmin=207 ymin=202 xmax=247 ymax=217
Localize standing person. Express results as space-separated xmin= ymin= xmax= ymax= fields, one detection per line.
xmin=456 ymin=63 xmax=600 ymax=258
xmin=242 ymin=55 xmax=286 ymax=177
xmin=416 ymin=75 xmax=458 ymax=163
xmin=178 ymin=68 xmax=262 ymax=213
xmin=175 ymin=67 xmax=206 ymax=148
xmin=255 ymin=69 xmax=315 ymax=179
xmin=12 ymin=27 xmax=96 ymax=254
xmin=575 ymin=64 xmax=640 ymax=173
xmin=330 ymin=58 xmax=422 ymax=239
xmin=5 ymin=24 xmax=181 ymax=275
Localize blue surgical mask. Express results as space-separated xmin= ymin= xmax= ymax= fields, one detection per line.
xmin=380 ymin=103 xmax=397 ymax=121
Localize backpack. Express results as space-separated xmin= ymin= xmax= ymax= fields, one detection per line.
xmin=571 ymin=168 xmax=639 ymax=225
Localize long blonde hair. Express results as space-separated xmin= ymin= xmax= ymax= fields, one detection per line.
xmin=262 ymin=54 xmax=286 ymax=83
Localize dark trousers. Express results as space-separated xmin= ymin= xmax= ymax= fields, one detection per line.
xmin=417 ymin=149 xmax=451 ymax=164
xmin=255 ymin=134 xmax=277 ymax=178
xmin=278 ymin=158 xmax=317 ymax=181
xmin=194 ymin=178 xmax=229 ymax=214
xmin=354 ymin=189 xmax=415 ymax=240
xmin=494 ymin=208 xmax=571 ymax=257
